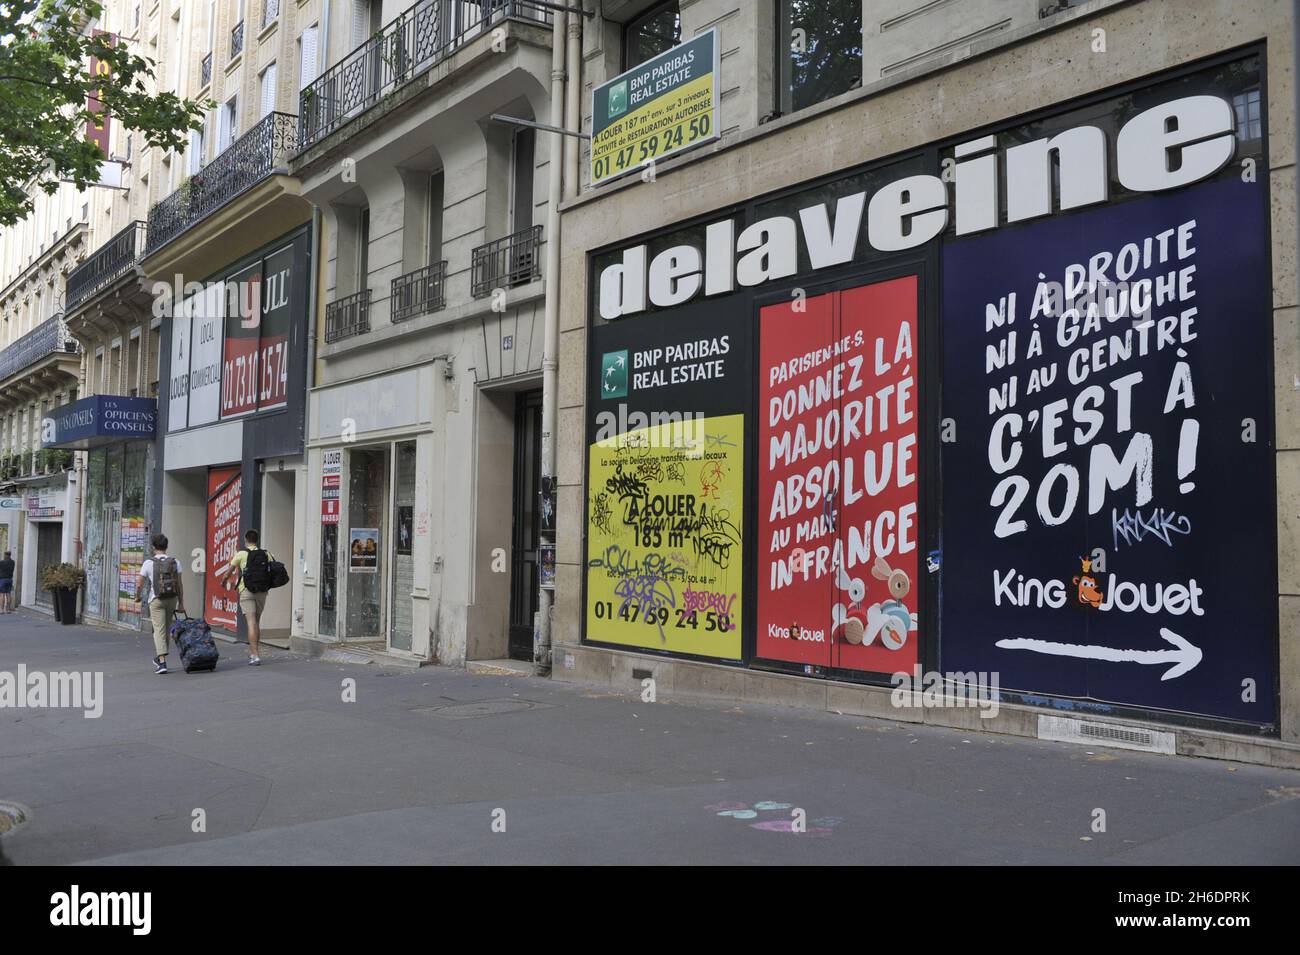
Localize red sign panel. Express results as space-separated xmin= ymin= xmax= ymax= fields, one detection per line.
xmin=321 ymin=473 xmax=340 ymax=524
xmin=86 ymin=32 xmax=114 ymax=156
xmin=756 ymin=276 xmax=920 ymax=674
xmin=206 ymin=466 xmax=242 ymax=630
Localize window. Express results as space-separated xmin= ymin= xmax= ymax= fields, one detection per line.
xmin=427 ymin=171 xmax=444 ymax=266
xmin=298 ymin=25 xmax=318 ymax=89
xmin=1233 ymin=88 xmax=1262 ymax=142
xmin=358 ymin=207 xmax=370 ymax=294
xmin=260 ymin=62 xmax=278 ymax=118
xmin=778 ymin=0 xmax=863 ymax=115
xmin=510 ymin=127 xmax=535 ymax=233
xmin=624 ymin=1 xmax=680 ymax=70
xmin=219 ymin=95 xmax=239 ymax=152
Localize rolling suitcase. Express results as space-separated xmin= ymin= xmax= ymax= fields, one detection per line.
xmin=170 ymin=613 xmax=219 ymax=673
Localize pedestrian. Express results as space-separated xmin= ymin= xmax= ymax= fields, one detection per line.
xmin=219 ymin=529 xmax=275 ymax=666
xmin=136 ymin=533 xmax=184 ymax=674
xmin=0 ymin=550 xmax=15 ymax=613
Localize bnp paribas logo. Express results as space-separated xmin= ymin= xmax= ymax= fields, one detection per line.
xmin=607 ymin=80 xmax=628 ymax=118
xmin=601 ymin=350 xmax=628 ymax=399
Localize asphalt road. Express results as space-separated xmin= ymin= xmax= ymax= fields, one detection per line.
xmin=2 ymin=610 xmax=1298 ymax=865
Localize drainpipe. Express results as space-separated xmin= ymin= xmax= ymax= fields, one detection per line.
xmin=536 ymin=7 xmax=567 ymax=676
xmin=564 ymin=3 xmax=583 ymax=199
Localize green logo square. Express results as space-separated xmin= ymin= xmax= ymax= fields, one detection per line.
xmin=608 ymin=80 xmax=628 ymax=118
xmin=601 ymin=350 xmax=628 ymax=400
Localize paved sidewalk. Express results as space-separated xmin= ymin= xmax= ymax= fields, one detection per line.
xmin=1 ymin=611 xmax=1297 ymax=865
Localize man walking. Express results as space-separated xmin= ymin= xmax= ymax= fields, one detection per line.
xmin=136 ymin=534 xmax=184 ymax=674
xmin=0 ymin=551 xmax=15 ymax=613
xmin=219 ymin=529 xmax=275 ymax=666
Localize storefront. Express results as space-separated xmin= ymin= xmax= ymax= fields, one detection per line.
xmin=17 ymin=479 xmax=74 ymax=611
xmin=155 ymin=227 xmax=312 ymax=641
xmin=43 ymin=394 xmax=158 ymax=627
xmin=573 ymin=48 xmax=1281 ymax=735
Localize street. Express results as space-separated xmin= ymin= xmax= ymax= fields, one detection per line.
xmin=2 ymin=611 xmax=1298 ymax=866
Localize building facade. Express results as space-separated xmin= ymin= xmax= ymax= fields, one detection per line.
xmin=290 ymin=0 xmax=556 ymax=665
xmin=554 ymin=0 xmax=1300 ymax=754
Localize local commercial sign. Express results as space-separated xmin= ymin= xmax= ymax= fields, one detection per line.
xmin=42 ymin=395 xmax=157 ymax=449
xmin=590 ymin=28 xmax=719 ymax=187
xmin=584 ymin=52 xmax=1277 ymax=726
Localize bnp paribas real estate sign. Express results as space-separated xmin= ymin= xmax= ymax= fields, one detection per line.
xmin=590 ymin=28 xmax=719 ymax=186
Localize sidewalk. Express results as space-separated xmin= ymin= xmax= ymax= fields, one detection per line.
xmin=1 ymin=611 xmax=1297 ymax=865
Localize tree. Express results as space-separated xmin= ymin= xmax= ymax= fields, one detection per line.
xmin=0 ymin=0 xmax=206 ymax=227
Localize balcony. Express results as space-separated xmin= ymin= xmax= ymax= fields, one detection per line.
xmin=201 ymin=52 xmax=212 ymax=87
xmin=65 ymin=221 xmax=146 ymax=313
xmin=471 ymin=226 xmax=541 ymax=298
xmin=391 ymin=261 xmax=447 ymax=323
xmin=298 ymin=0 xmax=552 ymax=152
xmin=0 ymin=317 xmax=80 ymax=385
xmin=262 ymin=0 xmax=280 ymax=30
xmin=145 ymin=112 xmax=296 ymax=256
xmin=231 ymin=20 xmax=245 ymax=59
xmin=325 ymin=290 xmax=371 ymax=344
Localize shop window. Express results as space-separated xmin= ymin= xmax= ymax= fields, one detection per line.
xmin=624 ymin=1 xmax=680 ymax=70
xmin=777 ymin=0 xmax=863 ymax=116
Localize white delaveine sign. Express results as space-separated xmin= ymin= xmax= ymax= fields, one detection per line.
xmin=599 ymin=94 xmax=1237 ymax=320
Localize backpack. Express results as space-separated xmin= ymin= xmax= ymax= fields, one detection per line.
xmin=153 ymin=557 xmax=180 ymax=599
xmin=242 ymin=549 xmax=271 ymax=593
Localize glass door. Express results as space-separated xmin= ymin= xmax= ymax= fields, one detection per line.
xmin=345 ymin=446 xmax=388 ymax=640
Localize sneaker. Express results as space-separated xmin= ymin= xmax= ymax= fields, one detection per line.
xmin=248 ymin=656 xmax=261 ymax=666
xmin=153 ymin=657 xmax=168 ymax=674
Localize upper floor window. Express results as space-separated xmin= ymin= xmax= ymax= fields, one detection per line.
xmin=779 ymin=0 xmax=863 ymax=115
xmin=1233 ymin=88 xmax=1262 ymax=143
xmin=624 ymin=1 xmax=681 ymax=70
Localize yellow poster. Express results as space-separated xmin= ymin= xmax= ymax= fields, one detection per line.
xmin=586 ymin=413 xmax=743 ymax=658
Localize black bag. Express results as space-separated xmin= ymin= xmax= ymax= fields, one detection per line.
xmin=153 ymin=557 xmax=180 ymax=599
xmin=267 ymin=559 xmax=290 ymax=590
xmin=170 ymin=613 xmax=219 ymax=673
xmin=242 ymin=549 xmax=272 ymax=593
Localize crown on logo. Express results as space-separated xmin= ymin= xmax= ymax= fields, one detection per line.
xmin=1079 ymin=557 xmax=1093 ymax=573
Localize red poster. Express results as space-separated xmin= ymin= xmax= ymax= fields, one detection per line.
xmin=757 ymin=276 xmax=919 ymax=674
xmin=206 ymin=466 xmax=242 ymax=630
xmin=321 ymin=473 xmax=340 ymax=524
xmin=86 ymin=32 xmax=114 ymax=156
xmin=221 ymin=267 xmax=261 ymax=418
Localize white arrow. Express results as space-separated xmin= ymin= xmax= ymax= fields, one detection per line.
xmin=995 ymin=628 xmax=1203 ymax=681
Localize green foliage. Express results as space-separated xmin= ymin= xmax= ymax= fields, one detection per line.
xmin=0 ymin=0 xmax=208 ymax=226
xmin=40 ymin=561 xmax=85 ymax=591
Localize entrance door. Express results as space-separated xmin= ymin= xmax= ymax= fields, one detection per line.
xmin=101 ymin=504 xmax=122 ymax=624
xmin=508 ymin=389 xmax=542 ymax=661
xmin=34 ymin=521 xmax=63 ymax=609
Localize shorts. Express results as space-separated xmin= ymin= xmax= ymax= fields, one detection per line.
xmin=0 ymin=579 xmax=11 ymax=594
xmin=239 ymin=589 xmax=268 ymax=620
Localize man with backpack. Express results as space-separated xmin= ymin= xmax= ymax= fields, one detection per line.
xmin=219 ymin=529 xmax=284 ymax=666
xmin=136 ymin=534 xmax=185 ymax=674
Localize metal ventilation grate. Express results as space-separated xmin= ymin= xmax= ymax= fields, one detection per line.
xmin=1037 ymin=714 xmax=1175 ymax=754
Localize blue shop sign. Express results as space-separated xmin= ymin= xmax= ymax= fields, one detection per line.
xmin=42 ymin=395 xmax=157 ymax=449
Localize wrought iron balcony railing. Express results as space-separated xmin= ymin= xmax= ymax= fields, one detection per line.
xmin=325 ymin=289 xmax=371 ymax=344
xmin=231 ymin=20 xmax=245 ymax=58
xmin=262 ymin=0 xmax=280 ymax=30
xmin=145 ymin=112 xmax=296 ymax=256
xmin=0 ymin=317 xmax=80 ymax=384
xmin=471 ymin=225 xmax=542 ymax=298
xmin=65 ymin=221 xmax=146 ymax=313
xmin=201 ymin=52 xmax=212 ymax=87
xmin=391 ymin=261 xmax=447 ymax=323
xmin=298 ymin=0 xmax=552 ymax=152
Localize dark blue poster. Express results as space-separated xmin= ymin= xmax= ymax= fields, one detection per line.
xmin=940 ymin=177 xmax=1276 ymax=724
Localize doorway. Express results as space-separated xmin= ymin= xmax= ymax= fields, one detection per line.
xmin=508 ymin=389 xmax=542 ymax=661
xmin=345 ymin=446 xmax=388 ymax=641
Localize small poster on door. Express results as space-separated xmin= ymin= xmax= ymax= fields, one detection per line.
xmin=396 ymin=507 xmax=412 ymax=555
xmin=349 ymin=528 xmax=379 ymax=573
